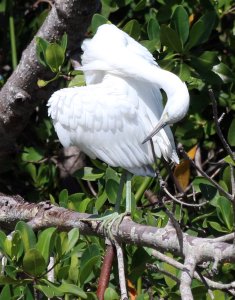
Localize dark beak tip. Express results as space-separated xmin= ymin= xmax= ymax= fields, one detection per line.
xmin=142 ymin=137 xmax=149 ymax=144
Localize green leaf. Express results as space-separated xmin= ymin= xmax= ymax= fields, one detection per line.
xmin=59 ymin=32 xmax=67 ymax=53
xmin=175 ymin=62 xmax=191 ymax=81
xmin=36 ymin=280 xmax=87 ymax=298
xmin=59 ymin=189 xmax=69 ymax=208
xmin=160 ymin=25 xmax=182 ymax=52
xmin=0 ymin=0 xmax=7 ymax=13
xmin=58 ymin=232 xmax=70 ymax=255
xmin=140 ymin=39 xmax=159 ymax=53
xmin=147 ymin=18 xmax=160 ymax=41
xmin=104 ymin=287 xmax=119 ymax=300
xmin=223 ymin=155 xmax=235 ymax=166
xmin=12 ymin=231 xmax=23 ymax=261
xmin=45 ymin=43 xmax=65 ymax=72
xmin=66 ymin=228 xmax=80 ymax=253
xmin=23 ymin=248 xmax=46 ymax=276
xmin=191 ymin=51 xmax=219 ymax=72
xmin=15 ymin=221 xmax=36 ymax=252
xmin=123 ymin=19 xmax=141 ymax=40
xmin=21 ymin=146 xmax=43 ymax=162
xmin=172 ymin=5 xmax=189 ymax=45
xmin=105 ymin=168 xmax=120 ymax=204
xmin=133 ymin=0 xmax=146 ymax=11
xmin=163 ymin=262 xmax=178 ymax=288
xmin=37 ymin=72 xmax=60 ymax=87
xmin=3 ymin=238 xmax=12 ymax=257
xmin=213 ymin=63 xmax=235 ymax=83
xmin=95 ymin=190 xmax=108 ymax=211
xmin=129 ymin=248 xmax=150 ymax=282
xmin=0 ymin=285 xmax=11 ymax=300
xmin=228 ymin=119 xmax=235 ymax=146
xmin=91 ymin=14 xmax=109 ymax=34
xmin=211 ymin=196 xmax=233 ymax=231
xmin=68 ymin=74 xmax=86 ymax=87
xmin=208 ymin=221 xmax=228 ymax=233
xmin=77 ymin=197 xmax=92 ymax=213
xmin=36 ymin=227 xmax=57 ymax=264
xmin=35 ymin=284 xmax=62 ymax=298
xmin=75 ymin=167 xmax=104 ymax=181
xmin=105 ymin=179 xmax=120 ymax=204
xmin=193 ymin=177 xmax=217 ymax=200
xmin=186 ymin=11 xmax=216 ymax=50
xmin=80 ymin=244 xmax=100 ymax=285
xmin=35 ymin=36 xmax=50 ymax=67
xmin=0 ymin=231 xmax=7 ymax=251
xmin=0 ymin=276 xmax=20 ymax=285
xmin=57 ymin=283 xmax=87 ymax=298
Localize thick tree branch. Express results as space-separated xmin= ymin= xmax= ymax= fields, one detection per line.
xmin=0 ymin=194 xmax=235 ymax=265
xmin=0 ymin=0 xmax=100 ymax=155
xmin=1 ymin=194 xmax=235 ymax=296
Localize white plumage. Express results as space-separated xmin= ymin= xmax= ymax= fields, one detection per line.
xmin=48 ymin=24 xmax=189 ymax=176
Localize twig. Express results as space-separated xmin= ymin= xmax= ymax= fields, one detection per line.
xmin=163 ymin=206 xmax=184 ymax=255
xmin=146 ymin=263 xmax=180 ymax=284
xmin=209 ymin=88 xmax=235 ymax=161
xmin=179 ymin=147 xmax=233 ymax=202
xmin=97 ymin=242 xmax=115 ymax=300
xmin=87 ymin=181 xmax=98 ymax=197
xmin=162 ymin=160 xmax=186 ymax=195
xmin=33 ymin=0 xmax=54 ymax=8
xmin=180 ymin=256 xmax=196 ymax=300
xmin=229 ymin=164 xmax=235 ymax=245
xmin=47 ymin=257 xmax=55 ymax=282
xmin=211 ymin=233 xmax=235 ymax=243
xmin=114 ymin=241 xmax=128 ymax=300
xmin=163 ymin=185 xmax=208 ymax=207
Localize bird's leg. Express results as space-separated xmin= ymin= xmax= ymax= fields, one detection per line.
xmin=97 ymin=171 xmax=133 ymax=242
xmin=125 ymin=171 xmax=132 ymax=214
xmin=114 ymin=172 xmax=126 ymax=212
xmin=80 ymin=172 xmax=130 ymax=237
xmin=106 ymin=171 xmax=132 ymax=236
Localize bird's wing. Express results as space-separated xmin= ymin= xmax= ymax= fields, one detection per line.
xmin=48 ymin=78 xmax=156 ymax=174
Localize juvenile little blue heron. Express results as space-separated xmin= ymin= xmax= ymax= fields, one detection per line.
xmin=48 ymin=24 xmax=189 ymax=221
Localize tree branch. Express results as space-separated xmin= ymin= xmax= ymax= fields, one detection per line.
xmin=0 ymin=194 xmax=235 ymax=265
xmin=180 ymin=256 xmax=196 ymax=300
xmin=0 ymin=0 xmax=100 ymax=155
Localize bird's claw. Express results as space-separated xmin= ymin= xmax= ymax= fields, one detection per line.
xmin=80 ymin=212 xmax=128 ymax=242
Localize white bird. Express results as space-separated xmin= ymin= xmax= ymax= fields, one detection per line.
xmin=48 ymin=24 xmax=189 ymax=217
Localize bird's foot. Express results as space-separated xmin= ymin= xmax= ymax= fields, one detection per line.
xmin=100 ymin=211 xmax=129 ymax=240
xmin=80 ymin=211 xmax=129 ymax=242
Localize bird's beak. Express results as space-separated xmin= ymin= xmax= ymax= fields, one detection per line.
xmin=142 ymin=117 xmax=167 ymax=144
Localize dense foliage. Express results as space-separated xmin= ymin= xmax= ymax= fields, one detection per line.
xmin=0 ymin=0 xmax=235 ymax=299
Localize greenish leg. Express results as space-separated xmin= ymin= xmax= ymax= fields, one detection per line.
xmin=114 ymin=172 xmax=126 ymax=212
xmin=125 ymin=171 xmax=132 ymax=214
xmin=81 ymin=171 xmax=132 ymax=241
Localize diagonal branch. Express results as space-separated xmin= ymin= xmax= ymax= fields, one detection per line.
xmin=0 ymin=0 xmax=100 ymax=156
xmin=208 ymin=89 xmax=235 ymax=161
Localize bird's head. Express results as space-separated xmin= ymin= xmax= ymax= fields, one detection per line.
xmin=142 ymin=84 xmax=190 ymax=144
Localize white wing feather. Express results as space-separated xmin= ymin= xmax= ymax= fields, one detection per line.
xmin=48 ymin=75 xmax=162 ymax=176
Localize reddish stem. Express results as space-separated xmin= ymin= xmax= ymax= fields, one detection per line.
xmin=97 ymin=244 xmax=115 ymax=300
